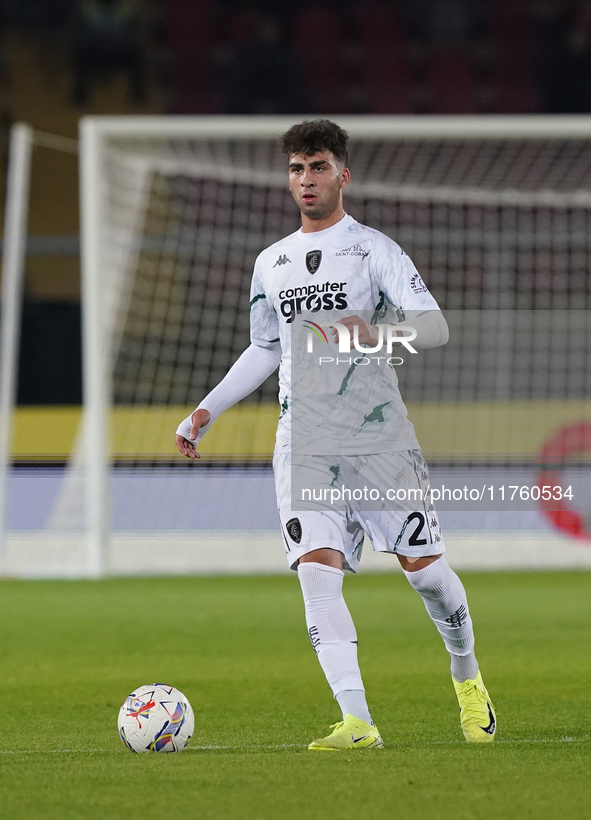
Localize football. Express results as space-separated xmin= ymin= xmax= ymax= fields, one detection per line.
xmin=117 ymin=683 xmax=194 ymax=753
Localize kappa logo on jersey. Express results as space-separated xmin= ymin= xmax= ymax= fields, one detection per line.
xmin=306 ymin=250 xmax=322 ymax=274
xmin=273 ymin=254 xmax=291 ymax=267
xmin=285 ymin=517 xmax=302 ymax=543
xmin=335 ymin=243 xmax=370 ymax=258
xmin=278 ymin=281 xmax=348 ymax=323
xmin=410 ymin=272 xmax=428 ymax=294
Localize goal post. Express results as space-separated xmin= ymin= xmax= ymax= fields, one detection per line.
xmin=3 ymin=115 xmax=591 ymax=578
xmin=79 ymin=118 xmax=110 ymax=577
xmin=0 ymin=123 xmax=33 ymax=570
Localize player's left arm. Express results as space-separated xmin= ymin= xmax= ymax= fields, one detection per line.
xmin=389 ymin=309 xmax=449 ymax=349
xmin=371 ymin=237 xmax=449 ymax=349
xmin=330 ymin=311 xmax=448 ymax=350
xmin=329 ymin=248 xmax=448 ymax=350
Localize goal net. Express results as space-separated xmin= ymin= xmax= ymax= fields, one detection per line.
xmin=2 ymin=116 xmax=591 ymax=576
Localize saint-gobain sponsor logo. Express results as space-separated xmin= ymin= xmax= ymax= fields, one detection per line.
xmin=335 ymin=243 xmax=370 ymax=258
xmin=279 ymin=281 xmax=348 ymax=323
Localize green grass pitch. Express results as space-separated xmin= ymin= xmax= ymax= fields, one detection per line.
xmin=0 ymin=571 xmax=589 ymax=819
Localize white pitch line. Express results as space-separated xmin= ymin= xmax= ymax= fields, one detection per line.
xmin=427 ymin=737 xmax=584 ymax=746
xmin=189 ymin=737 xmax=589 ymax=750
xmin=0 ymin=748 xmax=107 ymax=755
xmin=189 ymin=743 xmax=305 ymax=751
xmin=0 ymin=737 xmax=588 ymax=755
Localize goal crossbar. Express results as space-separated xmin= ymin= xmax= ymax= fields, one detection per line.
xmin=83 ymin=114 xmax=591 ymax=141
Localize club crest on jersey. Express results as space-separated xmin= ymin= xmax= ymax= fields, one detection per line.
xmin=306 ymin=250 xmax=322 ymax=274
xmin=410 ymin=272 xmax=428 ymax=294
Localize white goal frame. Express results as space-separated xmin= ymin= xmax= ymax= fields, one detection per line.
xmin=3 ymin=115 xmax=591 ymax=578
xmin=78 ymin=114 xmax=591 ymax=577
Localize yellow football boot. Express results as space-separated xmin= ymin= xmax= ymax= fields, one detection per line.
xmin=308 ymin=714 xmax=383 ymax=751
xmin=453 ymin=670 xmax=496 ymax=743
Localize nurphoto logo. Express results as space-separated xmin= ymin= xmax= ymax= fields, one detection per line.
xmin=305 ymin=322 xmax=418 ymax=354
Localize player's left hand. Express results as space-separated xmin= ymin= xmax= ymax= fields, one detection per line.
xmin=329 ymin=315 xmax=380 ymax=349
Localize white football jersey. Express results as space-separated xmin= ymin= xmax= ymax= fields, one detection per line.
xmin=250 ymin=213 xmax=440 ymax=455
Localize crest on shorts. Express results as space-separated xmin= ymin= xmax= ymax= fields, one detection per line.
xmin=306 ymin=250 xmax=322 ymax=275
xmin=286 ymin=517 xmax=302 ymax=543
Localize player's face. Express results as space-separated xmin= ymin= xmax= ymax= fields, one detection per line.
xmin=288 ymin=151 xmax=350 ymax=221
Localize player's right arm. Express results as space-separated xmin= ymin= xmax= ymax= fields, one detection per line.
xmin=175 ymin=342 xmax=281 ymax=458
xmin=175 ymin=408 xmax=211 ymax=459
xmin=176 ymin=257 xmax=281 ymax=459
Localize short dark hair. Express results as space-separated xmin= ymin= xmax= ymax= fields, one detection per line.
xmin=281 ymin=119 xmax=349 ymax=167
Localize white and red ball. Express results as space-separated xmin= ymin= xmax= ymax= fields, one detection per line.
xmin=118 ymin=683 xmax=194 ymax=753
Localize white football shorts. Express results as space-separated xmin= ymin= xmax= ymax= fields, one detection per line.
xmin=273 ymin=450 xmax=445 ymax=572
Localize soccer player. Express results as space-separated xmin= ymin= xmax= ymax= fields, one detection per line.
xmin=176 ymin=120 xmax=496 ymax=751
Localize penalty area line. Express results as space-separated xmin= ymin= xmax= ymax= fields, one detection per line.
xmin=0 ymin=744 xmax=305 ymax=755
xmin=0 ymin=748 xmax=107 ymax=755
xmin=0 ymin=737 xmax=588 ymax=755
xmin=191 ymin=737 xmax=590 ymax=750
xmin=189 ymin=743 xmax=305 ymax=751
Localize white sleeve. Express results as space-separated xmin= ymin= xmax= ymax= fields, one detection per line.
xmin=372 ymin=234 xmax=440 ymax=312
xmin=394 ymin=309 xmax=449 ymax=349
xmin=249 ymin=254 xmax=280 ymax=348
xmin=176 ymin=342 xmax=281 ymax=443
xmin=370 ymin=233 xmax=447 ymax=349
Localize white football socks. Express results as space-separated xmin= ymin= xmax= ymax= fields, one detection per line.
xmin=298 ymin=562 xmax=373 ymax=724
xmin=335 ymin=690 xmax=373 ymax=725
xmin=402 ymin=556 xmax=479 ymax=683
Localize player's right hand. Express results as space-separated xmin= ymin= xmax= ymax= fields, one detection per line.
xmin=175 ymin=408 xmax=211 ymax=459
